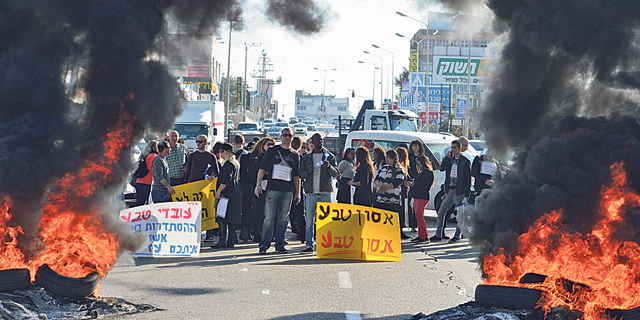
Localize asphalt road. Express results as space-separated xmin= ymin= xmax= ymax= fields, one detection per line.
xmin=101 ymin=213 xmax=482 ymax=320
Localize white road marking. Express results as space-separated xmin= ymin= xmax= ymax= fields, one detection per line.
xmin=338 ymin=271 xmax=352 ymax=288
xmin=345 ymin=311 xmax=362 ymax=320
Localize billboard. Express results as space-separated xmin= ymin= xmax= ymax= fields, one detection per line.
xmin=432 ymin=56 xmax=492 ymax=85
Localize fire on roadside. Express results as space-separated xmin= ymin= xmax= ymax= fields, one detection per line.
xmin=482 ymin=163 xmax=640 ymax=319
xmin=0 ymin=110 xmax=135 ymax=289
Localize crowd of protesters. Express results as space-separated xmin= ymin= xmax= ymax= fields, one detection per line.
xmin=132 ymin=127 xmax=501 ymax=253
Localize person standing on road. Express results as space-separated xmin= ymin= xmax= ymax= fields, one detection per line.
xmin=289 ymin=136 xmax=306 ymax=243
xmin=151 ymin=141 xmax=175 ymax=203
xmin=373 ymin=149 xmax=410 ymax=239
xmin=184 ymin=135 xmax=220 ymax=183
xmin=299 ymin=133 xmax=338 ymax=253
xmin=406 ymin=156 xmax=434 ymax=243
xmin=396 ymin=147 xmax=411 ymax=233
xmin=431 ymin=140 xmax=471 ymax=244
xmin=250 ymin=137 xmax=275 ymax=243
xmin=134 ymin=140 xmax=158 ymax=207
xmin=336 ymin=147 xmax=355 ymax=204
xmin=372 ymin=147 xmax=386 ymax=177
xmin=211 ymin=143 xmax=243 ymax=249
xmin=165 ymin=130 xmax=189 ymax=186
xmin=233 ymin=135 xmax=255 ymax=242
xmin=470 ymin=148 xmax=500 ymax=204
xmin=255 ymin=128 xmax=301 ymax=254
xmin=348 ymin=147 xmax=373 ymax=206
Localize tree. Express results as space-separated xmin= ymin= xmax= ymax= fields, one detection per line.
xmin=395 ymin=67 xmax=409 ymax=89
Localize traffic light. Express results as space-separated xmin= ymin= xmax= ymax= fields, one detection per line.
xmin=351 ymin=90 xmax=355 ymax=98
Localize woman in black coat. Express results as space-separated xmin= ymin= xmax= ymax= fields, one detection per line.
xmin=349 ymin=147 xmax=374 ymax=206
xmin=212 ymin=143 xmax=243 ymax=249
xmin=407 ymin=155 xmax=434 ymax=243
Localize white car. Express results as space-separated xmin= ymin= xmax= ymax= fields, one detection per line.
xmin=227 ymin=120 xmax=234 ymax=131
xmin=293 ymin=123 xmax=307 ymax=135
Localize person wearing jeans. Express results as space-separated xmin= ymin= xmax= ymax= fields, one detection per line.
xmin=298 ymin=133 xmax=338 ymax=253
xmin=431 ymin=140 xmax=471 ymax=243
xmin=254 ymin=128 xmax=301 ymax=254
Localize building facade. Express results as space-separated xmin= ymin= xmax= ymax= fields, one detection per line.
xmin=294 ymin=90 xmax=350 ymax=120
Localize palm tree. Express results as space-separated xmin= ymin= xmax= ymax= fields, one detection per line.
xmin=395 ymin=67 xmax=409 ymax=89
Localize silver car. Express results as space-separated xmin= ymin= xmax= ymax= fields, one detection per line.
xmin=267 ymin=126 xmax=282 ymax=140
xmin=293 ymin=123 xmax=307 ymax=135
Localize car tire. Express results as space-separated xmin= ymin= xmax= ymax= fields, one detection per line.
xmin=606 ymin=307 xmax=640 ymax=320
xmin=0 ymin=268 xmax=31 ymax=292
xmin=475 ymin=284 xmax=543 ymax=310
xmin=36 ymin=264 xmax=99 ymax=298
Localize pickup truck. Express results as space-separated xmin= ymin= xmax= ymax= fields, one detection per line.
xmin=228 ymin=122 xmax=265 ymax=142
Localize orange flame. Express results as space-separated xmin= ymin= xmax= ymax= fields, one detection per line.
xmin=483 ymin=163 xmax=640 ymax=319
xmin=30 ymin=110 xmax=135 ymax=281
xmin=0 ymin=198 xmax=28 ymax=270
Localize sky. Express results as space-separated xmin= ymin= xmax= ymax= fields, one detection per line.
xmin=218 ymin=0 xmax=442 ymax=118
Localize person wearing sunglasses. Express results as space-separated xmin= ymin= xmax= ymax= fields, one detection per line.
xmin=183 ymin=134 xmax=220 ymax=184
xmin=255 ymin=128 xmax=301 ymax=254
xmin=249 ymin=137 xmax=276 ymax=243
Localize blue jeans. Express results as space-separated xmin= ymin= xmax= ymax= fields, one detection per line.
xmin=435 ymin=189 xmax=464 ymax=238
xmin=259 ymin=190 xmax=293 ymax=250
xmin=305 ymin=193 xmax=332 ymax=249
xmin=151 ymin=189 xmax=172 ymax=203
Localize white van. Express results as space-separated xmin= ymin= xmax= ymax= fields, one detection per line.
xmin=344 ymin=130 xmax=479 ymax=209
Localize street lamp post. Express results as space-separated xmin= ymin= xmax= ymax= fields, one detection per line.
xmin=243 ymin=42 xmax=260 ymax=122
xmin=372 ymin=44 xmax=394 ymax=103
xmin=358 ymin=61 xmax=378 ymax=101
xmin=363 ymin=50 xmax=383 ymax=108
xmin=313 ymin=67 xmax=337 ymax=122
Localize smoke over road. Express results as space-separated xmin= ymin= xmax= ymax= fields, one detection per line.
xmin=0 ymin=0 xmax=326 ymax=261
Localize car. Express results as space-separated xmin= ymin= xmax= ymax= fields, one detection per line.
xmin=230 ymin=122 xmax=265 ymax=141
xmin=293 ymin=123 xmax=307 ymax=135
xmin=227 ymin=120 xmax=234 ymax=131
xmin=304 ymin=121 xmax=316 ymax=131
xmin=334 ymin=118 xmax=353 ymax=130
xmin=469 ymin=140 xmax=486 ymax=154
xmin=289 ymin=116 xmax=298 ymax=124
xmin=266 ymin=126 xmax=282 ymax=140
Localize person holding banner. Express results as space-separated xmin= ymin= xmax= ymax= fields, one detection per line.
xmin=211 ymin=143 xmax=243 ymax=249
xmin=250 ymin=137 xmax=275 ymax=243
xmin=151 ymin=141 xmax=175 ymax=203
xmin=134 ymin=140 xmax=158 ymax=207
xmin=348 ymin=147 xmax=373 ymax=206
xmin=255 ymin=128 xmax=301 ymax=254
xmin=299 ymin=133 xmax=338 ymax=253
xmin=406 ymin=156 xmax=434 ymax=243
xmin=336 ymin=148 xmax=355 ymax=204
xmin=373 ymin=149 xmax=410 ymax=239
xmin=184 ymin=135 xmax=220 ymax=183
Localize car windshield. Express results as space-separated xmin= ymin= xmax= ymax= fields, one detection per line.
xmin=275 ymin=122 xmax=288 ymax=127
xmin=264 ymin=119 xmax=274 ymax=123
xmin=268 ymin=127 xmax=280 ymax=132
xmin=294 ymin=124 xmax=305 ymax=127
xmin=236 ymin=123 xmax=258 ymax=131
xmin=390 ymin=116 xmax=419 ymax=132
xmin=173 ymin=124 xmax=208 ymax=139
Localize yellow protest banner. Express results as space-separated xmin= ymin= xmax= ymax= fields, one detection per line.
xmin=316 ymin=202 xmax=401 ymax=262
xmin=172 ymin=179 xmax=218 ymax=231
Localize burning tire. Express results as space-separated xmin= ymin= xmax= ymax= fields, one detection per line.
xmin=35 ymin=264 xmax=99 ymax=298
xmin=475 ymin=284 xmax=542 ymax=310
xmin=0 ymin=268 xmax=31 ymax=292
xmin=606 ymin=307 xmax=640 ymax=320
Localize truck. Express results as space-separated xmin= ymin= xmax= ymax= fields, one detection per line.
xmin=173 ymin=100 xmax=225 ymax=151
xmin=323 ymin=100 xmax=421 ymax=158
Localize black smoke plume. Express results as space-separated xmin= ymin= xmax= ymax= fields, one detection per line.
xmin=266 ymin=0 xmax=327 ymax=35
xmin=424 ymin=1 xmax=640 ymax=265
xmin=0 ymin=0 xmax=326 ymax=261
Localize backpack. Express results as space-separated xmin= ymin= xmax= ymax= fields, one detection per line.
xmin=133 ymin=154 xmax=150 ymax=178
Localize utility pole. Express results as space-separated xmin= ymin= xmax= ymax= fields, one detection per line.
xmin=243 ymin=42 xmax=260 ymax=122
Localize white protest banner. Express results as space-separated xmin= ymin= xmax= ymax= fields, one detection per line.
xmin=120 ymin=202 xmax=202 ymax=257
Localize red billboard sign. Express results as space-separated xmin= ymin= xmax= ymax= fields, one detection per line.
xmin=420 ymin=112 xmax=427 ymax=124
xmin=188 ymin=67 xmax=210 ymax=77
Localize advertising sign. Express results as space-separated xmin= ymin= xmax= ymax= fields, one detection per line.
xmin=420 ymin=112 xmax=427 ymax=124
xmin=455 ymin=94 xmax=467 ymax=118
xmin=316 ymin=202 xmax=401 ymax=262
xmin=410 ymin=49 xmax=417 ymax=72
xmin=120 ymin=202 xmax=202 ymax=257
xmin=172 ymin=179 xmax=219 ymax=231
xmin=236 ymin=77 xmax=243 ymax=105
xmin=452 ymin=119 xmax=462 ymax=126
xmin=432 ymin=56 xmax=492 ymax=85
xmin=188 ymin=67 xmax=210 ymax=77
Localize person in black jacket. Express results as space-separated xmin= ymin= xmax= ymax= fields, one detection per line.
xmin=470 ymin=150 xmax=499 ymax=204
xmin=348 ymin=147 xmax=373 ymax=206
xmin=211 ymin=143 xmax=243 ymax=249
xmin=431 ymin=140 xmax=471 ymax=244
xmin=250 ymin=137 xmax=275 ymax=243
xmin=233 ymin=135 xmax=255 ymax=241
xmin=407 ymin=156 xmax=434 ymax=243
